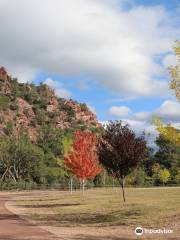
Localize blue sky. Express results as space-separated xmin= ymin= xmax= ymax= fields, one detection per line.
xmin=133 ymin=0 xmax=179 ymax=9
xmin=0 ymin=0 xmax=180 ymax=143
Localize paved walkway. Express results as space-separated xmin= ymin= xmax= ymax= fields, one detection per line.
xmin=0 ymin=194 xmax=56 ymax=240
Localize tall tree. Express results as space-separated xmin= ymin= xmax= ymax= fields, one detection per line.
xmin=64 ymin=130 xmax=101 ymax=193
xmin=62 ymin=135 xmax=74 ymax=193
xmin=169 ymin=41 xmax=180 ymax=101
xmin=155 ymin=133 xmax=180 ymax=169
xmin=0 ymin=134 xmax=45 ymax=182
xmin=98 ymin=121 xmax=146 ymax=202
xmin=154 ymin=41 xmax=180 ymax=146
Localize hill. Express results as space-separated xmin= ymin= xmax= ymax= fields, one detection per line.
xmin=0 ymin=67 xmax=100 ymax=141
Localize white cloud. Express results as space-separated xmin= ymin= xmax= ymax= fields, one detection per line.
xmin=107 ymin=100 xmax=180 ymax=147
xmin=155 ymin=100 xmax=180 ymax=122
xmin=44 ymin=78 xmax=71 ymax=98
xmin=87 ymin=104 xmax=96 ymax=114
xmin=0 ymin=0 xmax=179 ymax=97
xmin=109 ymin=105 xmax=131 ymax=117
xmin=163 ymin=54 xmax=179 ymax=68
xmin=134 ymin=111 xmax=151 ymax=121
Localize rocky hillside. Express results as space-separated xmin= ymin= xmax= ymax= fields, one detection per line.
xmin=0 ymin=67 xmax=100 ymax=141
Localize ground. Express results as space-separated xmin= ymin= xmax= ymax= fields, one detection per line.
xmin=0 ymin=187 xmax=180 ymax=239
xmin=0 ymin=192 xmax=56 ymax=240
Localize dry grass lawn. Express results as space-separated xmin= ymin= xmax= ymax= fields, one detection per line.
xmin=7 ymin=187 xmax=180 ymax=239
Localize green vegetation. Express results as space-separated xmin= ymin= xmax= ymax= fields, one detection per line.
xmin=79 ymin=103 xmax=88 ymax=112
xmin=0 ymin=95 xmax=10 ymax=110
xmin=0 ymin=126 xmax=180 ymax=189
xmin=0 ymin=69 xmax=179 ymax=191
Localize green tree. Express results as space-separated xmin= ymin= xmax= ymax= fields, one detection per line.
xmin=175 ymin=170 xmax=180 ymax=183
xmin=0 ymin=134 xmax=45 ymax=183
xmin=155 ymin=134 xmax=180 ymax=169
xmin=152 ymin=163 xmax=161 ymax=185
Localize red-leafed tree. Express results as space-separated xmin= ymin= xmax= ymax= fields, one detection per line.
xmin=64 ymin=130 xmax=101 ymax=193
xmin=98 ymin=121 xmax=146 ymax=202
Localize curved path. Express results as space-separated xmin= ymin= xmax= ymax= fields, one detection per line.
xmin=0 ymin=193 xmax=57 ymax=240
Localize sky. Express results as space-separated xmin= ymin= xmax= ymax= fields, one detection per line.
xmin=0 ymin=0 xmax=180 ymax=146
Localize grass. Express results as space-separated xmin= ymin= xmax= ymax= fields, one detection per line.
xmin=13 ymin=187 xmax=180 ymax=230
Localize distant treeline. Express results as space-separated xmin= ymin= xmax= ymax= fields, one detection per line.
xmin=0 ymin=123 xmax=179 ymax=190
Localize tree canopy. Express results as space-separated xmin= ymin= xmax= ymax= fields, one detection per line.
xmin=98 ymin=121 xmax=146 ymax=201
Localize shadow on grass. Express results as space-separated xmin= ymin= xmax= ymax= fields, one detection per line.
xmin=19 ymin=203 xmax=80 ymax=208
xmin=0 ymin=214 xmax=20 ymax=221
xmin=14 ymin=198 xmax=59 ymax=202
xmin=29 ymin=209 xmax=143 ymax=226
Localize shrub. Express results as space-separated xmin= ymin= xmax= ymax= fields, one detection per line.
xmin=0 ymin=96 xmax=10 ymax=110
xmin=9 ymin=101 xmax=19 ymax=111
xmin=80 ymin=103 xmax=88 ymax=112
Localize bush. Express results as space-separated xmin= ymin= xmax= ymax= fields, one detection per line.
xmin=79 ymin=103 xmax=88 ymax=112
xmin=0 ymin=96 xmax=10 ymax=110
xmin=9 ymin=101 xmax=19 ymax=111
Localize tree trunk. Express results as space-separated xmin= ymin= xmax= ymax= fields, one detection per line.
xmin=1 ymin=168 xmax=8 ymax=180
xmin=112 ymin=178 xmax=115 ymax=189
xmin=70 ymin=176 xmax=73 ymax=194
xmin=120 ymin=176 xmax=126 ymax=202
xmin=82 ymin=179 xmax=85 ymax=194
xmin=103 ymin=171 xmax=106 ymax=186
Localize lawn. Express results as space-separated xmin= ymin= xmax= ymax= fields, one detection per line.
xmin=10 ymin=187 xmax=180 ymax=230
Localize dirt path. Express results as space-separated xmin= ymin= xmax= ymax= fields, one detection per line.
xmin=0 ymin=193 xmax=57 ymax=240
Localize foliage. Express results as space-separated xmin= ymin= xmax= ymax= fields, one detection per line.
xmin=158 ymin=168 xmax=170 ymax=185
xmin=152 ymin=163 xmax=161 ymax=184
xmin=58 ymin=102 xmax=75 ymax=119
xmin=79 ymin=103 xmax=88 ymax=112
xmin=98 ymin=121 xmax=146 ymax=201
xmin=153 ymin=41 xmax=180 ymax=146
xmin=0 ymin=95 xmax=10 ymax=110
xmin=0 ymin=134 xmax=45 ymax=183
xmin=64 ymin=130 xmax=101 ymax=191
xmin=175 ymin=170 xmax=180 ymax=183
xmin=169 ymin=41 xmax=180 ymax=101
xmin=153 ymin=117 xmax=180 ymax=147
xmin=155 ymin=133 xmax=180 ymax=169
xmin=140 ymin=147 xmax=155 ymax=176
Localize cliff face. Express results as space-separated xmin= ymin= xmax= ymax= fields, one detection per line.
xmin=0 ymin=67 xmax=100 ymax=140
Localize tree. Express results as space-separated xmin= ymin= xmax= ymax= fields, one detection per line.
xmin=154 ymin=41 xmax=180 ymax=146
xmin=37 ymin=125 xmax=67 ymax=184
xmin=62 ymin=135 xmax=74 ymax=193
xmin=153 ymin=117 xmax=180 ymax=147
xmin=169 ymin=41 xmax=180 ymax=101
xmin=158 ymin=169 xmax=170 ymax=185
xmin=64 ymin=130 xmax=101 ymax=193
xmin=175 ymin=170 xmax=180 ymax=183
xmin=152 ymin=163 xmax=161 ymax=185
xmin=155 ymin=133 xmax=180 ymax=169
xmin=0 ymin=134 xmax=45 ymax=183
xmin=140 ymin=147 xmax=155 ymax=176
xmin=98 ymin=121 xmax=146 ymax=202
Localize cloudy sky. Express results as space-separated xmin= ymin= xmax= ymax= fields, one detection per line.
xmin=0 ymin=0 xmax=180 ymax=145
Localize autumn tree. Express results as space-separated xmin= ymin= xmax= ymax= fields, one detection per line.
xmin=154 ymin=41 xmax=180 ymax=146
xmin=64 ymin=130 xmax=101 ymax=193
xmin=158 ymin=169 xmax=170 ymax=185
xmin=169 ymin=41 xmax=180 ymax=101
xmin=98 ymin=121 xmax=146 ymax=202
